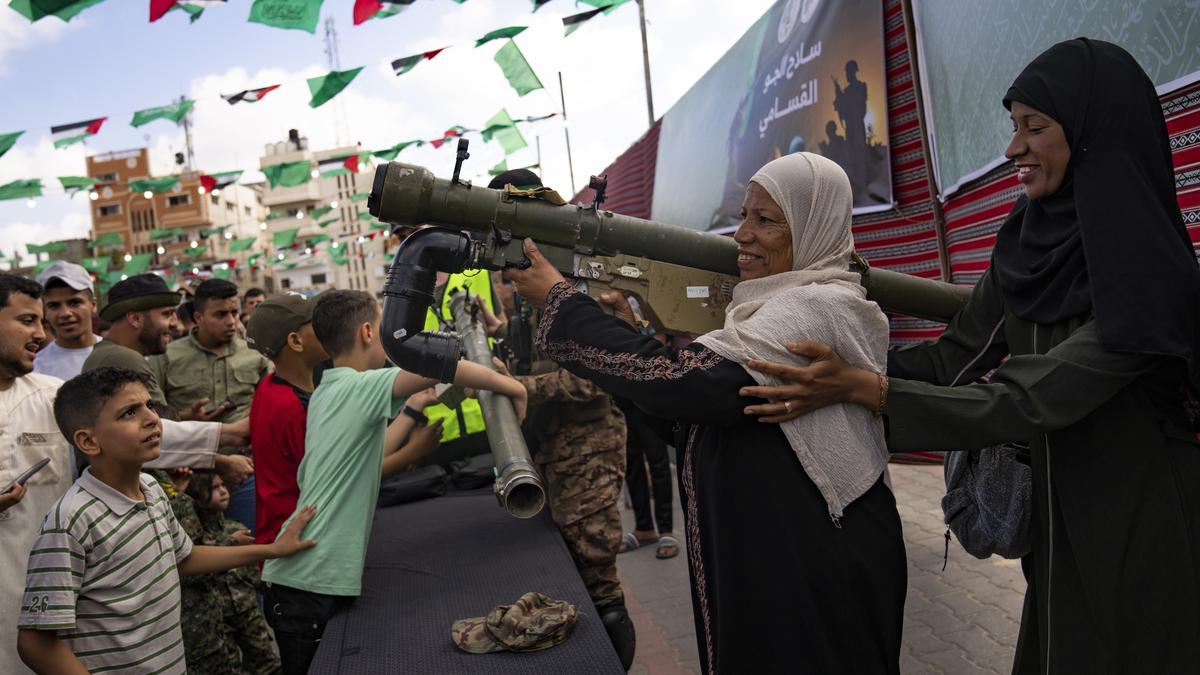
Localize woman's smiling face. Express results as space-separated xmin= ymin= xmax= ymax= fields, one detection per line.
xmin=1005 ymin=100 xmax=1071 ymax=201
xmin=734 ymin=181 xmax=793 ymax=281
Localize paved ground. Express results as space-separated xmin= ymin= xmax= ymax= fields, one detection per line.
xmin=616 ymin=462 xmax=1026 ymax=674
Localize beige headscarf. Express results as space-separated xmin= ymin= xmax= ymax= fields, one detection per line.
xmin=695 ymin=152 xmax=890 ymax=518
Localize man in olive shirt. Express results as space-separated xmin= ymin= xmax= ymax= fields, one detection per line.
xmin=82 ymin=274 xmax=251 ymax=472
xmin=153 ymin=279 xmax=268 ymax=529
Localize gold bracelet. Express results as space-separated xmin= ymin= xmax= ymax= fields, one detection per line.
xmin=877 ymin=373 xmax=889 ymax=415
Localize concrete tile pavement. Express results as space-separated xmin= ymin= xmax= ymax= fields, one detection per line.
xmin=615 ymin=463 xmax=1026 ymax=674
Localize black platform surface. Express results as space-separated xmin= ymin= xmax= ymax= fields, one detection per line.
xmin=310 ymin=489 xmax=624 ymax=673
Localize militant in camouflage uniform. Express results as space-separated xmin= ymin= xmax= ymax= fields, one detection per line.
xmin=150 ymin=472 xmax=280 ymax=675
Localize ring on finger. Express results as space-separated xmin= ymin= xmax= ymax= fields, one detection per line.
xmin=784 ymin=400 xmax=793 ymax=413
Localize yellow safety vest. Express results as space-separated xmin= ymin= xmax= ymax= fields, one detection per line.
xmin=423 ymin=271 xmax=495 ymax=443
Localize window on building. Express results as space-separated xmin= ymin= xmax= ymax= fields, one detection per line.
xmin=311 ymin=273 xmax=328 ymax=285
xmin=94 ymin=172 xmax=117 ymax=183
xmin=211 ymin=194 xmax=220 ymax=205
xmin=225 ymin=201 xmax=234 ymax=212
xmin=168 ymin=195 xmax=190 ymax=207
xmin=244 ymin=206 xmax=252 ymax=216
xmin=98 ymin=204 xmax=121 ymax=217
xmin=281 ymin=278 xmax=291 ymax=289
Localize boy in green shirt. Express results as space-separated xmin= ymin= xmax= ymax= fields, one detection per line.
xmin=261 ymin=290 xmax=527 ymax=674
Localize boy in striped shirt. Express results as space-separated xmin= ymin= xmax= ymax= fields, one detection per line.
xmin=16 ymin=367 xmax=318 ymax=675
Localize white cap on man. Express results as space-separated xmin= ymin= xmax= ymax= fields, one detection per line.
xmin=35 ymin=261 xmax=94 ymax=293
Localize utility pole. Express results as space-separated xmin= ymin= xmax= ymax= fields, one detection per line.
xmin=558 ymin=72 xmax=576 ymax=196
xmin=636 ymin=0 xmax=655 ymax=127
xmin=180 ymin=94 xmax=196 ymax=171
xmin=324 ymin=17 xmax=349 ymax=147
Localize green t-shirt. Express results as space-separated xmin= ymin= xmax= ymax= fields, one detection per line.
xmin=261 ymin=366 xmax=404 ymax=596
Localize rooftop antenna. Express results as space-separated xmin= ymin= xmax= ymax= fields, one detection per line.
xmin=323 ymin=17 xmax=349 ymax=147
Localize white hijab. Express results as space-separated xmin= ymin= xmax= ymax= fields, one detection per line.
xmin=695 ymin=152 xmax=891 ymax=518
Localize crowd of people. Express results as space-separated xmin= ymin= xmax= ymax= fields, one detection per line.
xmin=1 ymin=37 xmax=1198 ymax=675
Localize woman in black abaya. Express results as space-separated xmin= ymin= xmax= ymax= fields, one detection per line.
xmin=744 ymin=39 xmax=1200 ymax=674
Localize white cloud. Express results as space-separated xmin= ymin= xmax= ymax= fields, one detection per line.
xmin=0 ymin=209 xmax=90 ymax=267
xmin=0 ymin=8 xmax=83 ymax=76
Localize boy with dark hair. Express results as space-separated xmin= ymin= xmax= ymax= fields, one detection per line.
xmin=16 ymin=367 xmax=317 ymax=675
xmin=33 ymin=262 xmax=101 ymax=381
xmin=261 ymin=289 xmax=528 ymax=674
xmin=241 ymin=287 xmax=266 ymax=323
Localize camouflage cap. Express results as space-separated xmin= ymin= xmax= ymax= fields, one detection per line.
xmin=451 ymin=592 xmax=578 ymax=654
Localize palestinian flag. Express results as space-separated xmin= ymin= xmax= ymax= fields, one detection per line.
xmin=390 ymin=47 xmax=447 ymax=76
xmin=563 ymin=6 xmax=606 ymax=36
xmin=353 ymin=0 xmax=414 ymax=25
xmin=199 ymin=170 xmax=242 ymax=192
xmin=0 ymin=131 xmax=22 ymax=159
xmin=373 ymin=139 xmax=422 ymax=161
xmin=10 ymin=0 xmax=107 ymax=23
xmin=222 ymin=84 xmax=281 ymax=105
xmin=130 ymin=99 xmax=194 ymax=128
xmin=51 ymin=117 xmax=106 ymax=148
xmin=429 ymin=126 xmax=467 ymax=149
xmin=150 ymin=0 xmax=226 ymax=22
xmin=59 ymin=176 xmax=99 ymax=197
xmin=316 ymin=154 xmax=362 ymax=177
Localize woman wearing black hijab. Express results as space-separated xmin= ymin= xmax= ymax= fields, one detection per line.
xmin=737 ymin=39 xmax=1200 ymax=673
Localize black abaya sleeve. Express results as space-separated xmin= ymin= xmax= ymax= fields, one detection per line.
xmin=535 ymin=282 xmax=754 ymax=428
xmin=887 ymin=266 xmax=1010 ymax=386
xmin=887 ymin=321 xmax=1158 ymax=452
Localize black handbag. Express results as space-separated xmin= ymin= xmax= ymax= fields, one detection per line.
xmin=376 ymin=465 xmax=448 ymax=508
xmin=941 ymin=442 xmax=1032 ymax=560
xmin=448 ymin=453 xmax=495 ymax=490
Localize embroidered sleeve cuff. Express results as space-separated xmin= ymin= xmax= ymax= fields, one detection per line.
xmin=535 ymin=281 xmax=581 ymax=350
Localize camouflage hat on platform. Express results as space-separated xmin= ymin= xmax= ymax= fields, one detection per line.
xmin=451 ymin=592 xmax=578 ymax=654
xmin=245 ymin=293 xmax=315 ymax=358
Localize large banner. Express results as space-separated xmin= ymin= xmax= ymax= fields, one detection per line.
xmin=652 ymin=0 xmax=891 ymax=231
xmin=913 ymin=0 xmax=1200 ymax=198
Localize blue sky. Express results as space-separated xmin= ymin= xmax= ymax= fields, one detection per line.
xmin=0 ymin=0 xmax=776 ymax=264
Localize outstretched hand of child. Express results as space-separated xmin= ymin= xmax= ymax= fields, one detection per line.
xmin=271 ymin=505 xmax=318 ymax=558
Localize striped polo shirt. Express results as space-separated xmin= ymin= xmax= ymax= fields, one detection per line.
xmin=18 ymin=469 xmax=193 ymax=674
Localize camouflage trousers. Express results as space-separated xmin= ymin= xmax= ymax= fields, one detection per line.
xmin=556 ymin=500 xmax=624 ymax=609
xmin=182 ymin=585 xmax=280 ymax=675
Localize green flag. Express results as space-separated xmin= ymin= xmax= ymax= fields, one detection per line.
xmin=370 ymin=220 xmax=389 ymax=231
xmin=318 ymin=217 xmax=338 ymax=228
xmin=184 ymin=245 xmax=207 ymax=259
xmin=0 ymin=179 xmax=43 ymax=201
xmin=482 ymin=109 xmax=527 ymax=155
xmin=59 ymin=176 xmax=99 ymax=197
xmin=494 ymin=40 xmax=543 ymax=96
xmin=81 ymin=256 xmax=109 ymax=274
xmin=247 ymin=0 xmax=323 ymax=33
xmin=307 ymin=67 xmax=363 ymax=108
xmin=89 ymin=232 xmax=124 ymax=248
xmin=0 ymin=131 xmax=22 ymax=159
xmin=124 ymin=253 xmax=153 ymax=275
xmin=372 ymin=140 xmax=422 ymax=161
xmin=577 ymin=0 xmax=631 ymax=13
xmin=331 ymin=254 xmax=349 ymax=266
xmin=129 ymin=177 xmax=180 ymax=194
xmin=10 ymin=0 xmax=107 ymax=22
xmin=350 ymin=192 xmax=370 ymax=202
xmin=27 ymin=242 xmax=67 ymax=255
xmin=150 ymin=228 xmax=184 ymax=241
xmin=310 ymin=205 xmax=333 ymax=219
xmin=273 ymin=228 xmax=300 ymax=248
xmin=262 ymin=161 xmax=312 ymax=188
xmin=105 ymin=269 xmax=125 ymax=285
xmin=489 ymin=158 xmax=508 ymax=176
xmin=35 ymin=259 xmax=57 ymax=275
xmin=307 ymin=233 xmax=330 ymax=245
xmin=229 ymin=237 xmax=257 ymax=252
xmin=212 ymin=266 xmax=233 ymax=280
xmin=130 ymin=99 xmax=194 ymax=128
xmin=266 ymin=210 xmax=292 ymax=220
xmin=476 ymin=26 xmax=526 ymax=47
xmin=357 ymin=211 xmax=375 ymax=221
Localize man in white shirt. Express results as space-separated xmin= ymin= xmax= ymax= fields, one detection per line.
xmin=33 ymin=261 xmax=101 ymax=381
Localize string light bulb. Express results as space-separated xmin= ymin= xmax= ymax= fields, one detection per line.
xmin=143 ymin=191 xmax=153 ymax=199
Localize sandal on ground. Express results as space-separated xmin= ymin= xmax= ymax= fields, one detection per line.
xmin=656 ymin=535 xmax=680 ymax=559
xmin=619 ymin=531 xmax=657 ymax=553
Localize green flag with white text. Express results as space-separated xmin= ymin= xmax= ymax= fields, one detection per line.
xmin=262 ymin=161 xmax=312 ymax=188
xmin=247 ymin=0 xmax=323 ymax=33
xmin=129 ymin=177 xmax=180 ymax=194
xmin=0 ymin=179 xmax=43 ymax=201
xmin=130 ymin=99 xmax=194 ymax=128
xmin=0 ymin=131 xmax=22 ymax=159
xmin=307 ymin=67 xmax=363 ymax=108
xmin=493 ymin=40 xmax=543 ymax=96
